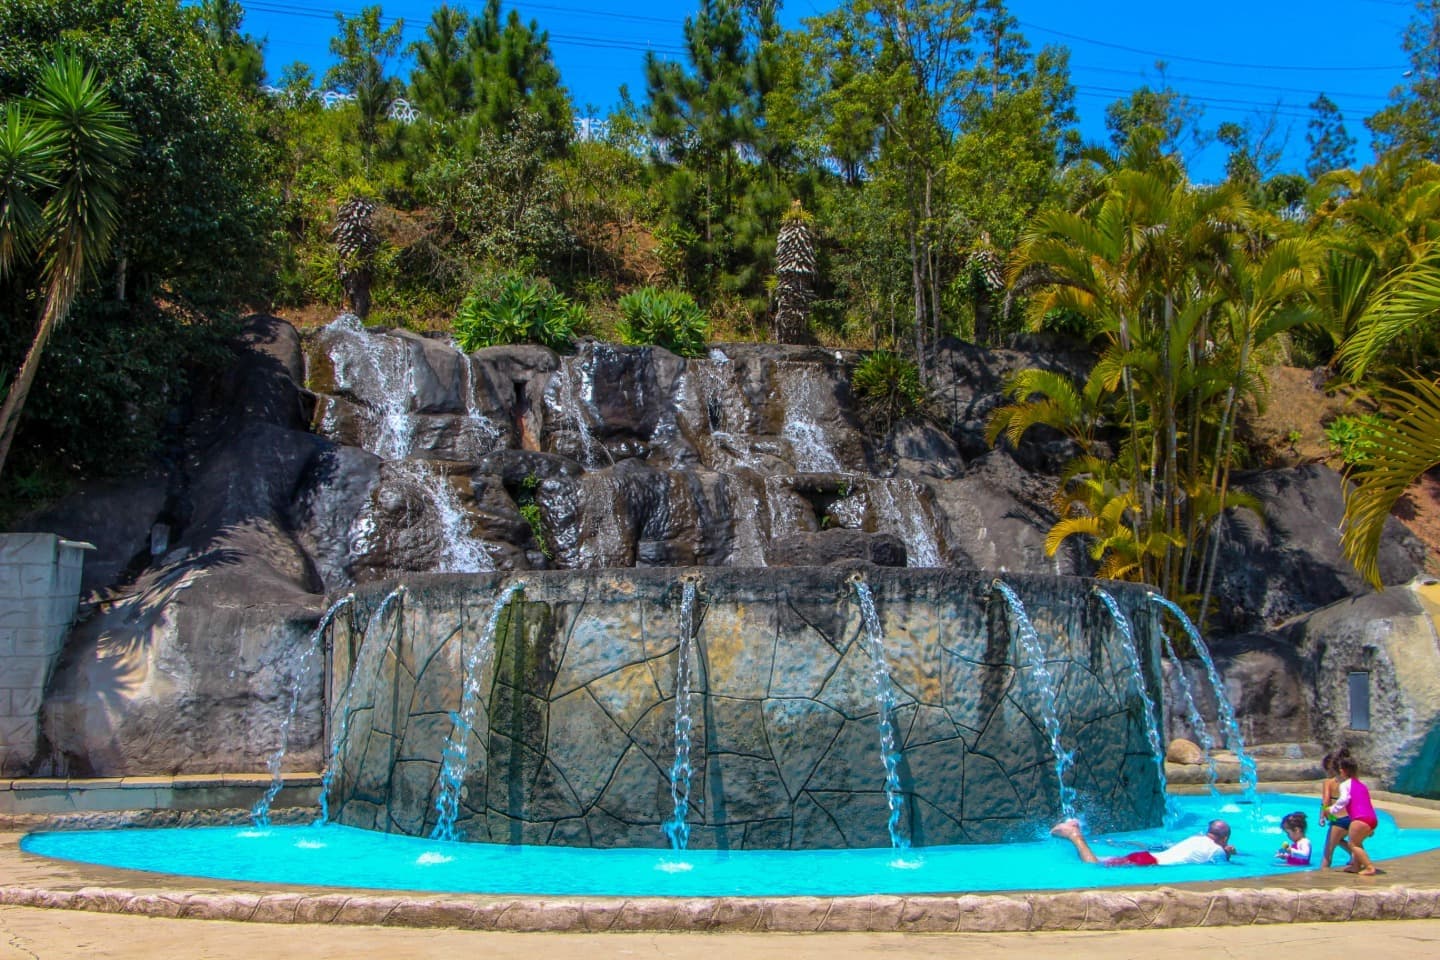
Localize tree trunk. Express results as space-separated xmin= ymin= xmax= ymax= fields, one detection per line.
xmin=0 ymin=305 xmax=59 ymax=480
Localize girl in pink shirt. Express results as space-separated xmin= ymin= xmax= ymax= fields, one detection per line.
xmin=1324 ymin=757 xmax=1378 ymax=875
xmin=1276 ymin=811 xmax=1312 ymax=866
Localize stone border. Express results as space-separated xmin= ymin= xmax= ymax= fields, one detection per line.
xmin=0 ymin=884 xmax=1436 ymax=932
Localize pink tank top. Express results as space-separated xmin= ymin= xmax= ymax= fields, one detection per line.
xmin=1349 ymin=779 xmax=1377 ymax=823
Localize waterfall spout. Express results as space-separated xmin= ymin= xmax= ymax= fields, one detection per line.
xmin=1092 ymin=589 xmax=1177 ymax=828
xmin=849 ymin=574 xmax=909 ymax=850
xmin=993 ymin=580 xmax=1077 ymax=822
xmin=251 ymin=594 xmax=356 ymax=827
xmin=432 ymin=581 xmax=526 ymax=842
xmin=663 ymin=577 xmax=701 ymax=850
xmin=318 ymin=585 xmax=407 ymax=824
xmin=1149 ymin=595 xmax=1260 ymax=808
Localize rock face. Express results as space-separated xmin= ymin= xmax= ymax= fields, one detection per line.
xmin=13 ymin=313 xmax=1432 ymax=800
xmin=326 ymin=569 xmax=1165 ymax=848
xmin=1208 ymin=465 xmax=1425 ymax=634
xmin=1278 ymin=582 xmax=1440 ymax=798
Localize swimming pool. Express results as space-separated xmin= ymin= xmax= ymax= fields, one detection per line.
xmin=22 ymin=794 xmax=1440 ymax=897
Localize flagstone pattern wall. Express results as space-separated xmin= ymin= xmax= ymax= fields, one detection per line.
xmin=326 ymin=568 xmax=1164 ymax=849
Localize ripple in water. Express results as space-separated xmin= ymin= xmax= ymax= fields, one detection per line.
xmin=416 ymin=851 xmax=454 ymax=866
xmin=656 ymin=860 xmax=693 ymax=873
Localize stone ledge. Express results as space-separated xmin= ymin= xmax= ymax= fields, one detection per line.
xmin=0 ymin=883 xmax=1435 ymax=932
xmin=0 ymin=775 xmax=322 ymax=817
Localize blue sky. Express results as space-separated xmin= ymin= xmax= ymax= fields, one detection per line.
xmin=235 ymin=0 xmax=1419 ymax=180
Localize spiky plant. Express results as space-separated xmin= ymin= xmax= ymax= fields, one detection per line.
xmin=772 ymin=200 xmax=816 ymax=344
xmin=332 ymin=196 xmax=378 ymax=319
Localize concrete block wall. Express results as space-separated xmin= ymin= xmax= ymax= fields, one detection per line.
xmin=0 ymin=533 xmax=90 ymax=775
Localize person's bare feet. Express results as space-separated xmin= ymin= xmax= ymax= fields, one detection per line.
xmin=1358 ymin=867 xmax=1378 ymax=876
xmin=1050 ymin=819 xmax=1081 ymax=840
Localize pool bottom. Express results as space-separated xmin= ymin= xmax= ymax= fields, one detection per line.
xmin=19 ymin=794 xmax=1440 ymax=898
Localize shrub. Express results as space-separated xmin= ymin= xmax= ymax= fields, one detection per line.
xmin=453 ymin=275 xmax=584 ymax=352
xmin=615 ymin=288 xmax=709 ymax=357
xmin=851 ymin=351 xmax=924 ymax=428
xmin=1325 ymin=413 xmax=1385 ymax=465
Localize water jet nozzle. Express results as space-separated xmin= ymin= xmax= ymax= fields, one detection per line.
xmin=845 ymin=571 xmax=866 ymax=585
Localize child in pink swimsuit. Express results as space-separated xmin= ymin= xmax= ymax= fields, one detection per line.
xmin=1324 ymin=757 xmax=1378 ymax=874
xmin=1275 ymin=811 xmax=1311 ymax=866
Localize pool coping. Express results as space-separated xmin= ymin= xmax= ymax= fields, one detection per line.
xmin=3 ymin=781 xmax=1440 ymax=933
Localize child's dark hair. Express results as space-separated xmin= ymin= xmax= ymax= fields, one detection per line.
xmin=1323 ymin=746 xmax=1352 ymax=773
xmin=1339 ymin=756 xmax=1360 ymax=777
xmin=1281 ymin=811 xmax=1307 ymax=833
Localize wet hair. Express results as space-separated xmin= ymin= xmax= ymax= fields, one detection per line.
xmin=1207 ymin=819 xmax=1231 ymax=842
xmin=1322 ymin=747 xmax=1353 ymax=774
xmin=1281 ymin=811 xmax=1307 ymax=833
xmin=1339 ymin=756 xmax=1360 ymax=777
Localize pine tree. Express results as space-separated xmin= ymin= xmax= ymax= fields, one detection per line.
xmin=325 ymin=5 xmax=404 ymax=159
xmin=467 ymin=0 xmax=570 ymax=146
xmin=1306 ymin=93 xmax=1356 ymax=179
xmin=1366 ymin=0 xmax=1440 ymax=162
xmin=409 ymin=5 xmax=471 ymax=127
xmin=773 ymin=201 xmax=817 ymax=343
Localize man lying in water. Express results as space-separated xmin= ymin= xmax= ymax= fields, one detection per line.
xmin=1051 ymin=817 xmax=1235 ymax=866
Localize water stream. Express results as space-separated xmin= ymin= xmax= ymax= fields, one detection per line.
xmin=1150 ymin=595 xmax=1260 ymax=808
xmin=1092 ymin=589 xmax=1178 ymax=828
xmin=850 ymin=577 xmax=909 ymax=850
xmin=663 ymin=579 xmax=700 ymax=850
xmin=993 ymin=580 xmax=1077 ymax=822
xmin=250 ymin=594 xmax=356 ymax=827
xmin=317 ymin=586 xmax=407 ymax=824
xmin=432 ymin=581 xmax=526 ymax=841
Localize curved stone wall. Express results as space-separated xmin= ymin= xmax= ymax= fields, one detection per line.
xmin=326 ymin=568 xmax=1164 ymax=849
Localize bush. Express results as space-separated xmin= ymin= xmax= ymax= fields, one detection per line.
xmin=615 ymin=288 xmax=709 ymax=357
xmin=851 ymin=351 xmax=924 ymax=428
xmin=453 ymin=275 xmax=584 ymax=352
xmin=1325 ymin=413 xmax=1385 ymax=465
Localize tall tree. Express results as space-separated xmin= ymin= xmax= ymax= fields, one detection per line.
xmin=408 ymin=5 xmax=471 ymax=128
xmin=467 ymin=0 xmax=570 ymax=145
xmin=0 ymin=56 xmax=135 ymax=479
xmin=1103 ymin=65 xmax=1207 ymax=158
xmin=191 ymin=0 xmax=265 ymax=91
xmin=1366 ymin=0 xmax=1440 ymax=162
xmin=325 ymin=5 xmax=404 ymax=159
xmin=644 ymin=0 xmax=783 ymax=305
xmin=1306 ymin=93 xmax=1356 ymax=179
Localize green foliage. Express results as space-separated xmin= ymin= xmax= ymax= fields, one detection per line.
xmin=851 ymin=351 xmax=924 ymax=428
xmin=0 ymin=0 xmax=276 ymax=305
xmin=1364 ymin=0 xmax=1440 ymax=162
xmin=326 ymin=5 xmax=404 ymax=158
xmin=515 ymin=471 xmax=550 ymax=559
xmin=454 ymin=274 xmax=583 ymax=351
xmin=615 ymin=287 xmax=710 ymax=357
xmin=1306 ymin=93 xmax=1356 ymax=180
xmin=1325 ymin=413 xmax=1386 ymax=465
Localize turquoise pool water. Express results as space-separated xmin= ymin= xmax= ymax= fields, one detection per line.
xmin=21 ymin=794 xmax=1440 ymax=897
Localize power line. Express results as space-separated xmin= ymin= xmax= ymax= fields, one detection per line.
xmin=1020 ymin=18 xmax=1407 ymax=72
xmin=1070 ymin=62 xmax=1392 ymax=104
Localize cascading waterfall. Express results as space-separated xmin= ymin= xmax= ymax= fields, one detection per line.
xmin=662 ymin=579 xmax=700 ymax=850
xmin=250 ymin=594 xmax=356 ymax=827
xmin=1150 ymin=595 xmax=1260 ymax=807
xmin=993 ymin=580 xmax=1077 ymax=822
xmin=849 ymin=575 xmax=909 ymax=850
xmin=780 ymin=365 xmax=843 ymax=473
xmin=556 ymin=357 xmax=605 ymax=468
xmin=1159 ymin=628 xmax=1222 ymax=798
xmin=1092 ymin=589 xmax=1178 ymax=828
xmin=432 ymin=581 xmax=526 ymax=842
xmin=389 ymin=461 xmax=493 ymax=573
xmin=869 ymin=480 xmax=943 ymax=568
xmin=318 ymin=585 xmax=407 ymax=824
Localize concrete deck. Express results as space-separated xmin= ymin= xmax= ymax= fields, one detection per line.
xmin=1 ymin=781 xmax=1439 ymax=934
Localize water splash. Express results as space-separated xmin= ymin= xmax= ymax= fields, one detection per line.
xmin=1158 ymin=628 xmax=1221 ymax=799
xmin=432 ymin=581 xmax=526 ymax=841
xmin=251 ymin=594 xmax=355 ymax=827
xmin=780 ymin=365 xmax=843 ymax=472
xmin=555 ymin=357 xmax=607 ymax=468
xmin=993 ymin=580 xmax=1077 ymax=822
xmin=317 ymin=586 xmax=407 ymax=824
xmin=869 ymin=480 xmax=943 ymax=568
xmin=386 ymin=461 xmax=493 ymax=573
xmin=850 ymin=576 xmax=909 ymax=850
xmin=1092 ymin=589 xmax=1179 ymax=828
xmin=1150 ymin=595 xmax=1260 ymax=809
xmin=663 ymin=579 xmax=700 ymax=850
xmin=323 ymin=314 xmax=417 ymax=461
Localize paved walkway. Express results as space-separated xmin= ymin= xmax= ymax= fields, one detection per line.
xmin=0 ymin=909 xmax=1435 ymax=960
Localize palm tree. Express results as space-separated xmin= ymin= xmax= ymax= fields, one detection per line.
xmin=0 ymin=56 xmax=135 ymax=480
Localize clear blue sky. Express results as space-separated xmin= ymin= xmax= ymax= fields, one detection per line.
xmin=234 ymin=0 xmax=1419 ymax=181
